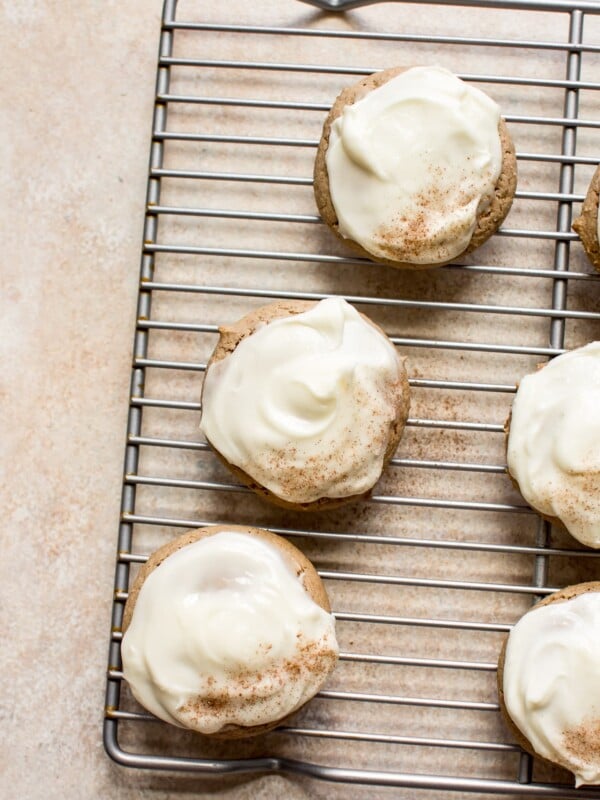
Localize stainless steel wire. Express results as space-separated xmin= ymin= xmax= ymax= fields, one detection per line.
xmin=105 ymin=0 xmax=600 ymax=794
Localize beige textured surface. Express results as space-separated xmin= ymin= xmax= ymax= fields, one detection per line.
xmin=0 ymin=5 xmax=398 ymax=798
xmin=2 ymin=1 xmax=600 ymax=800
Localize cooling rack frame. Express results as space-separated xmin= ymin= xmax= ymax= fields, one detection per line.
xmin=104 ymin=0 xmax=600 ymax=794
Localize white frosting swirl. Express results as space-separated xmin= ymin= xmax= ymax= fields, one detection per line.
xmin=503 ymin=591 xmax=600 ymax=786
xmin=121 ymin=531 xmax=338 ymax=734
xmin=507 ymin=342 xmax=600 ymax=548
xmin=325 ymin=66 xmax=503 ymax=264
xmin=200 ymin=297 xmax=406 ymax=504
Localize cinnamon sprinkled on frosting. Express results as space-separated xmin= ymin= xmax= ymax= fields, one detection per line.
xmin=325 ymin=66 xmax=502 ymax=264
xmin=200 ymin=297 xmax=406 ymax=504
xmin=121 ymin=532 xmax=338 ymax=734
xmin=503 ymin=590 xmax=600 ymax=786
xmin=563 ymin=720 xmax=600 ymax=771
xmin=507 ymin=342 xmax=600 ymax=548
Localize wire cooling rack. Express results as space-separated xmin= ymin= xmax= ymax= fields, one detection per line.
xmin=104 ymin=0 xmax=600 ymax=795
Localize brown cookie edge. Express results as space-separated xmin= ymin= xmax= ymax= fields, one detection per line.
xmin=572 ymin=163 xmax=600 ymax=272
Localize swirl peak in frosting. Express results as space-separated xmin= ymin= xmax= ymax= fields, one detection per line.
xmin=200 ymin=297 xmax=407 ymax=504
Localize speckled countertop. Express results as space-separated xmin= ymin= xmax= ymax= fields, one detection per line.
xmin=0 ymin=3 xmax=372 ymax=797
xmin=3 ymin=2 xmax=600 ymax=799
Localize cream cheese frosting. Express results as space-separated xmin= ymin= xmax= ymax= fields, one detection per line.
xmin=325 ymin=65 xmax=502 ymax=264
xmin=121 ymin=531 xmax=338 ymax=733
xmin=503 ymin=591 xmax=600 ymax=786
xmin=507 ymin=342 xmax=600 ymax=548
xmin=200 ymin=297 xmax=406 ymax=504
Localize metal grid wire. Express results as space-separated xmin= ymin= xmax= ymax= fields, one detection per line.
xmin=104 ymin=0 xmax=600 ymax=794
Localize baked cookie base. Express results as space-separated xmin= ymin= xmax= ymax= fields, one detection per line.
xmin=572 ymin=164 xmax=600 ymax=272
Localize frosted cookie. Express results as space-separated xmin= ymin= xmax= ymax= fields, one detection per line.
xmin=506 ymin=342 xmax=600 ymax=548
xmin=199 ymin=297 xmax=410 ymax=510
xmin=121 ymin=526 xmax=338 ymax=738
xmin=572 ymin=164 xmax=600 ymax=271
xmin=314 ymin=65 xmax=517 ymax=269
xmin=498 ymin=582 xmax=600 ymax=786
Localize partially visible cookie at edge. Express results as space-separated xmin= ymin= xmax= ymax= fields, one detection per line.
xmin=498 ymin=582 xmax=600 ymax=786
xmin=572 ymin=163 xmax=600 ymax=271
xmin=505 ymin=342 xmax=600 ymax=549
